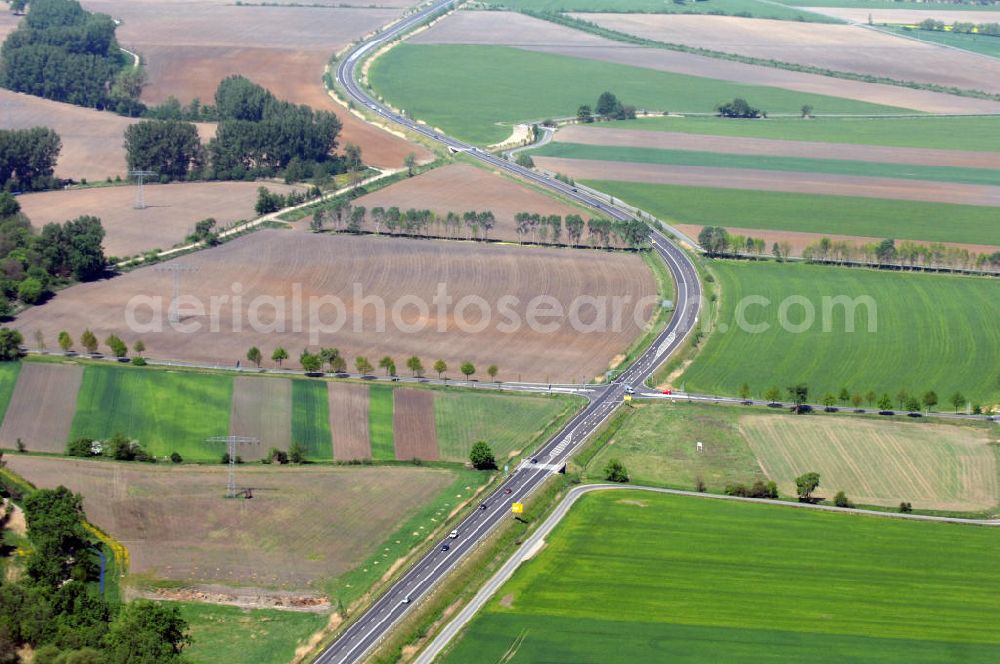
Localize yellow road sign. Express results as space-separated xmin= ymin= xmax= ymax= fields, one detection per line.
xmin=511 ymin=503 xmax=524 ymax=514
xmin=623 ymin=394 xmax=632 ymax=402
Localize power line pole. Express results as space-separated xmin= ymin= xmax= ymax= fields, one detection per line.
xmin=154 ymin=263 xmax=198 ymax=323
xmin=129 ymin=169 xmax=157 ymax=209
xmin=206 ymin=436 xmax=260 ymax=498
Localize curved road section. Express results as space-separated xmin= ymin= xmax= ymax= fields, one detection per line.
xmin=316 ymin=3 xmax=702 ymax=662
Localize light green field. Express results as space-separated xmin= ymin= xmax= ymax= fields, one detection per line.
xmin=441 ymin=490 xmax=1000 ymax=663
xmin=368 ymin=384 xmax=395 ymax=460
xmin=601 ymin=115 xmax=1000 ymax=151
xmin=178 ymin=602 xmax=326 ymax=664
xmin=583 ymin=401 xmax=762 ymax=491
xmin=741 ymin=413 xmax=997 ymax=511
xmin=0 ymin=363 xmax=21 ymax=429
xmin=69 ymin=365 xmax=233 ymax=460
xmin=498 ymin=0 xmax=839 ymax=21
xmin=536 ymin=142 xmax=1000 ymax=185
xmin=679 ymin=261 xmax=1000 ymax=405
xmin=371 ymin=45 xmax=908 ymax=144
xmin=291 ymin=380 xmax=332 ymax=460
xmin=583 ymin=180 xmax=1000 ymax=246
xmin=886 ymin=26 xmax=1000 ymax=59
xmin=434 ymin=392 xmax=580 ymax=462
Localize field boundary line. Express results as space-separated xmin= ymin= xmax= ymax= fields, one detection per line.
xmin=416 ymin=481 xmax=1000 ymax=663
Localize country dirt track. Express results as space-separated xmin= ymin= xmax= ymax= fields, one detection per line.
xmin=80 ymin=0 xmax=429 ymax=168
xmin=534 ymin=156 xmax=1000 ymax=206
xmin=5 ymin=456 xmax=457 ymax=591
xmin=0 ymin=363 xmax=82 ymax=454
xmin=17 ymin=181 xmax=303 ymax=259
xmin=328 ymin=383 xmax=371 ymax=460
xmin=12 ymin=232 xmax=657 ymax=384
xmin=412 ymin=10 xmax=1000 ymax=114
xmin=353 ymin=163 xmax=584 ymax=242
xmin=555 ymin=125 xmax=1000 ymax=169
xmin=673 ymin=224 xmax=1000 ymax=257
xmin=573 ymin=13 xmax=1000 ymax=95
xmin=393 ymin=389 xmax=438 ymax=460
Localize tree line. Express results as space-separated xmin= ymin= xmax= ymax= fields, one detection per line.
xmin=0 ymin=127 xmax=61 ymax=192
xmin=0 ymin=0 xmax=143 ymax=113
xmin=124 ymin=76 xmax=347 ymax=183
xmin=0 ymin=194 xmax=107 ymax=313
xmin=699 ymin=225 xmax=1000 ymax=272
xmin=244 ymin=345 xmax=498 ymax=383
xmin=310 ymin=201 xmax=649 ymax=248
xmin=576 ymin=90 xmax=637 ymax=124
xmin=740 ymin=382 xmax=989 ymax=416
xmin=916 ymin=19 xmax=1000 ymax=35
xmin=801 ymin=236 xmax=1000 ymax=272
xmin=0 ymin=478 xmax=190 ymax=662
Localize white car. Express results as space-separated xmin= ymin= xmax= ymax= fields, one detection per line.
xmin=449 ymin=529 xmax=458 ymax=539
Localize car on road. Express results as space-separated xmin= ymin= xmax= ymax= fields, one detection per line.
xmin=661 ymin=389 xmax=671 ymax=395
xmin=624 ymin=385 xmax=635 ymax=395
xmin=441 ymin=543 xmax=450 ymax=552
xmin=479 ymin=503 xmax=487 ymax=511
xmin=401 ymin=596 xmax=411 ymax=604
xmin=449 ymin=529 xmax=458 ymax=539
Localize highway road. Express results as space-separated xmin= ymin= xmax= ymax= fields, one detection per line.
xmin=314 ymin=2 xmax=702 ymax=663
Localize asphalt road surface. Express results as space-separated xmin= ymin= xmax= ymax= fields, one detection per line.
xmin=314 ymin=2 xmax=703 ymax=663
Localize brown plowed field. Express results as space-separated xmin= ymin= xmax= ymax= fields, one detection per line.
xmin=674 ymin=224 xmax=1000 ymax=258
xmin=5 ymin=456 xmax=457 ymax=591
xmin=555 ymin=125 xmax=1000 ymax=169
xmin=2 ymin=90 xmax=133 ymax=182
xmin=230 ymin=376 xmax=292 ymax=457
xmin=392 ymin=389 xmax=438 ymax=461
xmin=17 ymin=181 xmax=303 ymax=259
xmin=328 ymin=383 xmax=371 ymax=460
xmin=798 ymin=7 xmax=1000 ymax=24
xmin=574 ymin=13 xmax=1000 ymax=95
xmin=354 ymin=163 xmax=583 ymax=242
xmin=81 ymin=0 xmax=428 ymax=168
xmin=12 ymin=232 xmax=656 ymax=384
xmin=534 ymin=156 xmax=1000 ymax=206
xmin=413 ymin=10 xmax=1000 ymax=114
xmin=0 ymin=363 xmax=82 ymax=454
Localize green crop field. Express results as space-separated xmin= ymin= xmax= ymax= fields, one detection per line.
xmin=70 ymin=365 xmax=233 ymax=460
xmin=178 ymin=602 xmax=326 ymax=664
xmin=679 ymin=261 xmax=1000 ymax=406
xmin=0 ymin=363 xmax=21 ymax=428
xmin=536 ymin=142 xmax=1000 ymax=185
xmin=368 ymin=384 xmax=395 ymax=460
xmin=601 ymin=115 xmax=1000 ymax=151
xmin=885 ymin=26 xmax=1000 ymax=59
xmin=441 ymin=491 xmax=1000 ymax=663
xmin=583 ymin=180 xmax=1000 ymax=246
xmin=495 ymin=0 xmax=839 ymax=22
xmin=371 ymin=45 xmax=908 ymax=144
xmin=583 ymin=401 xmax=762 ymax=491
xmin=291 ymin=380 xmax=333 ymax=460
xmin=435 ymin=392 xmax=581 ymax=462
